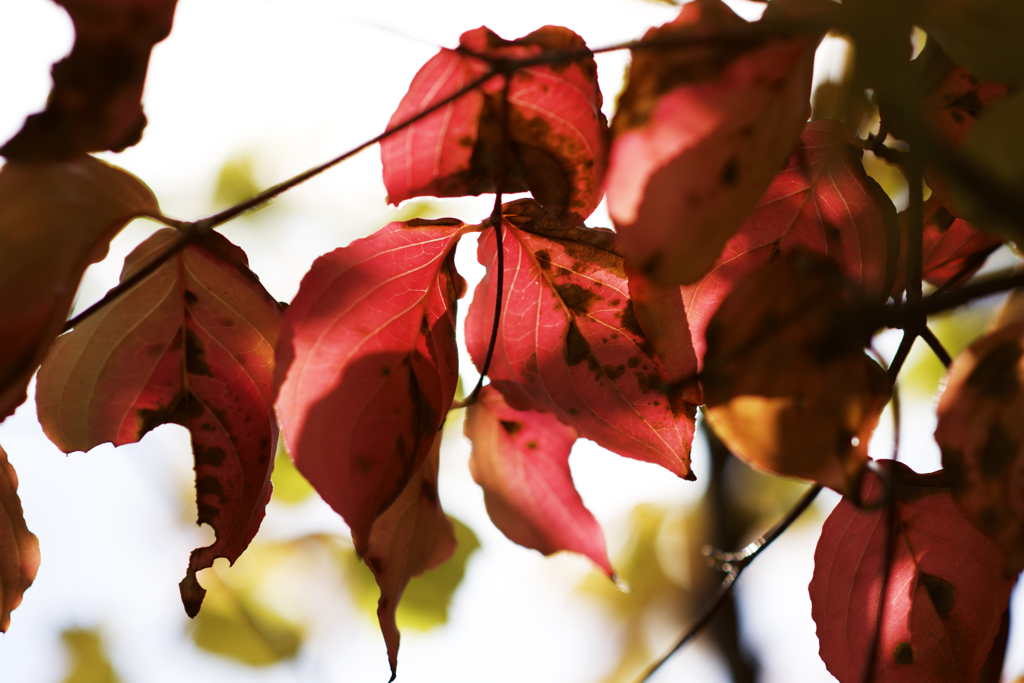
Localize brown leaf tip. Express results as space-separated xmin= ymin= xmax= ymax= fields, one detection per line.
xmin=179 ymin=571 xmax=207 ymax=618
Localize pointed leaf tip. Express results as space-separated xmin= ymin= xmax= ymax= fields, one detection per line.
xmin=179 ymin=570 xmax=206 ymax=619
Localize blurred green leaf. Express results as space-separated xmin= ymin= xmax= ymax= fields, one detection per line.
xmin=271 ymin=439 xmax=315 ymax=505
xmin=344 ymin=516 xmax=480 ymax=631
xmin=214 ymin=155 xmax=262 ymax=210
xmin=61 ymin=628 xmax=122 ymax=683
xmin=191 ymin=572 xmax=302 ymax=667
xmin=917 ymin=0 xmax=1024 ymax=83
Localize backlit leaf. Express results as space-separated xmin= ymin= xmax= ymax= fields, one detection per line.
xmin=891 ymin=196 xmax=1003 ymax=296
xmin=702 ymin=251 xmax=890 ymax=494
xmin=935 ymin=317 xmax=1024 ymax=572
xmin=0 ymin=445 xmax=40 ymax=633
xmin=606 ymin=0 xmax=819 ymax=285
xmin=1 ymin=0 xmax=180 ymax=160
xmin=273 ymin=218 xmax=468 ymax=551
xmin=465 ymin=200 xmax=698 ymax=479
xmin=382 ymin=25 xmax=607 ymax=225
xmin=681 ymin=120 xmax=898 ymax=367
xmin=0 ymin=156 xmax=160 ymax=421
xmin=36 ymin=228 xmax=281 ymax=617
xmin=810 ymin=461 xmax=1015 ymax=683
xmin=465 ymin=385 xmax=612 ymax=575
xmin=364 ymin=432 xmax=456 ymax=681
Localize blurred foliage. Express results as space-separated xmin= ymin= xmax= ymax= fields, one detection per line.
xmin=191 ymin=566 xmax=303 ymax=666
xmin=61 ymin=627 xmax=122 ymax=683
xmin=214 ymin=154 xmax=263 ymax=211
xmin=270 ymin=439 xmax=315 ymax=505
xmin=960 ymin=91 xmax=1024 ymax=241
xmin=916 ymin=0 xmax=1024 ymax=83
xmin=344 ymin=516 xmax=480 ymax=631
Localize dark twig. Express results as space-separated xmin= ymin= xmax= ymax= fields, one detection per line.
xmin=635 ymin=484 xmax=822 ymax=683
xmin=886 ymin=331 xmax=916 ymax=384
xmin=918 ymin=326 xmax=952 ymax=368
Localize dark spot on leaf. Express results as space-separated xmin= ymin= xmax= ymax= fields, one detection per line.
xmin=606 ymin=365 xmax=626 ymax=381
xmin=196 ymin=475 xmax=226 ymax=502
xmin=921 ymin=573 xmax=955 ymax=618
xmin=381 ymin=366 xmax=391 ymax=376
xmin=610 ymin=299 xmax=620 ymax=307
xmin=979 ymin=421 xmax=1018 ymax=479
xmin=720 ymin=157 xmax=739 ymax=187
xmin=195 ymin=444 xmax=227 ymax=468
xmin=355 ymin=455 xmax=374 ymax=473
xmin=420 ymin=480 xmax=437 ymax=504
xmin=368 ymin=557 xmax=383 ymax=575
xmin=568 ymin=407 xmax=578 ymax=416
xmin=526 ymin=440 xmax=538 ymax=449
xmin=564 ymin=322 xmax=590 ymax=367
xmin=185 ymin=330 xmax=213 ymax=377
xmin=950 ymin=110 xmax=965 ymax=124
xmin=628 ymin=357 xmax=641 ymax=369
xmin=458 ymin=135 xmax=473 ymax=147
xmin=500 ymin=420 xmax=523 ymax=435
xmin=198 ymin=502 xmax=220 ymax=522
xmin=555 ymin=282 xmax=600 ymax=316
xmin=636 ymin=371 xmax=662 ymax=394
xmin=979 ymin=506 xmax=1000 ymax=532
xmin=894 ymin=642 xmax=914 ymax=665
xmin=184 ymin=289 xmax=198 ymax=305
xmin=536 ymin=249 xmax=553 ymax=271
xmin=967 ymin=341 xmax=1022 ymax=399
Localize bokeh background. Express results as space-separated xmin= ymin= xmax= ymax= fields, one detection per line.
xmin=1 ymin=1 xmax=1023 ymax=681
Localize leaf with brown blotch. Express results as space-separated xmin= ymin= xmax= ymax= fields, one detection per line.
xmin=0 ymin=445 xmax=41 ymax=633
xmin=1 ymin=0 xmax=179 ymax=160
xmin=273 ymin=218 xmax=468 ymax=553
xmin=0 ymin=156 xmax=160 ymax=421
xmin=465 ymin=199 xmax=698 ymax=480
xmin=810 ymin=460 xmax=1015 ymax=683
xmin=891 ymin=196 xmax=1003 ymax=296
xmin=702 ymin=250 xmax=890 ymax=495
xmin=364 ymin=431 xmax=456 ymax=682
xmin=681 ymin=120 xmax=898 ymax=368
xmin=381 ymin=25 xmax=608 ymax=226
xmin=465 ymin=385 xmax=613 ymax=576
xmin=935 ymin=318 xmax=1024 ymax=573
xmin=35 ymin=228 xmax=281 ymax=618
xmin=606 ymin=0 xmax=819 ymax=285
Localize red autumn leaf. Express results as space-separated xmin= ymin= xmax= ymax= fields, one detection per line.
xmin=0 ymin=444 xmax=41 ymax=633
xmin=810 ymin=461 xmax=1015 ymax=683
xmin=891 ymin=196 xmax=1003 ymax=295
xmin=274 ymin=218 xmax=468 ymax=551
xmin=35 ymin=228 xmax=281 ymax=617
xmin=682 ymin=120 xmax=898 ymax=367
xmin=365 ymin=432 xmax=456 ymax=681
xmin=606 ymin=0 xmax=819 ymax=285
xmin=0 ymin=156 xmax=160 ymax=421
xmin=702 ymin=251 xmax=890 ymax=494
xmin=381 ymin=25 xmax=607 ymax=225
xmin=1 ymin=0 xmax=179 ymax=160
xmin=465 ymin=385 xmax=613 ymax=575
xmin=465 ymin=199 xmax=697 ymax=479
xmin=935 ymin=318 xmax=1024 ymax=572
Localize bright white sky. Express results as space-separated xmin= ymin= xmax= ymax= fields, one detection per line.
xmin=1 ymin=1 xmax=1022 ymax=682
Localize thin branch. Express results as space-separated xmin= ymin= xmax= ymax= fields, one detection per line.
xmin=886 ymin=331 xmax=916 ymax=384
xmin=883 ymin=267 xmax=1024 ymax=325
xmin=919 ymin=326 xmax=952 ymax=368
xmin=635 ymin=484 xmax=822 ymax=683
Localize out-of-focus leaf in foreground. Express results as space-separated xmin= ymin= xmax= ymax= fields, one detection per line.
xmin=0 ymin=156 xmax=159 ymax=421
xmin=0 ymin=445 xmax=40 ymax=633
xmin=61 ymin=627 xmax=123 ymax=683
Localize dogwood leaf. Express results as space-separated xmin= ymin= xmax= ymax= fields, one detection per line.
xmin=36 ymin=228 xmax=281 ymax=617
xmin=0 ymin=445 xmax=40 ymax=633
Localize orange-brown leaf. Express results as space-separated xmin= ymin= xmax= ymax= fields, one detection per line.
xmin=36 ymin=229 xmax=281 ymax=617
xmin=0 ymin=156 xmax=160 ymax=420
xmin=702 ymin=251 xmax=890 ymax=494
xmin=0 ymin=444 xmax=41 ymax=633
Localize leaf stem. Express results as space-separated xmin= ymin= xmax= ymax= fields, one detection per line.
xmin=635 ymin=484 xmax=822 ymax=683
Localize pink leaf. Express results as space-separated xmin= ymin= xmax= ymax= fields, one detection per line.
xmin=935 ymin=318 xmax=1024 ymax=572
xmin=465 ymin=385 xmax=612 ymax=575
xmin=382 ymin=25 xmax=607 ymax=225
xmin=365 ymin=432 xmax=456 ymax=682
xmin=0 ymin=444 xmax=41 ymax=633
xmin=36 ymin=229 xmax=282 ymax=617
xmin=683 ymin=120 xmax=897 ymax=367
xmin=810 ymin=461 xmax=1015 ymax=683
xmin=274 ymin=218 xmax=468 ymax=551
xmin=465 ymin=200 xmax=697 ymax=479
xmin=606 ymin=0 xmax=819 ymax=285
